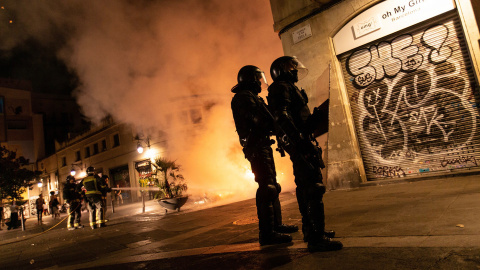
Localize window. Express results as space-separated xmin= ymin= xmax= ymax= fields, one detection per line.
xmin=75 ymin=151 xmax=81 ymax=161
xmin=85 ymin=146 xmax=91 ymax=158
xmin=190 ymin=109 xmax=202 ymax=124
xmin=93 ymin=143 xmax=99 ymax=155
xmin=61 ymin=157 xmax=67 ymax=167
xmin=113 ymin=134 xmax=120 ymax=147
xmin=7 ymin=120 xmax=27 ymax=129
xmin=102 ymin=140 xmax=107 ymax=151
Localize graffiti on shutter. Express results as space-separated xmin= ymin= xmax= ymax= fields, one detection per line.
xmin=339 ymin=12 xmax=480 ymax=180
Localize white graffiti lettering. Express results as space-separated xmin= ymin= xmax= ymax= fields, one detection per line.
xmin=344 ymin=21 xmax=480 ymax=176
xmin=347 ymin=34 xmax=423 ymax=88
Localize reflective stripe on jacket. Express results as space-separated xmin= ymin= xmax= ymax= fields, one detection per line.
xmin=83 ymin=175 xmax=102 ymax=196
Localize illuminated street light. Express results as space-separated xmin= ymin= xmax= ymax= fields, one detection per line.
xmin=137 ymin=142 xmax=144 ymax=154
xmin=70 ymin=163 xmax=83 ymax=176
xmin=136 ymin=136 xmax=150 ymax=154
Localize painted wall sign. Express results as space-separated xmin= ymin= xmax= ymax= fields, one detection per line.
xmin=333 ymin=0 xmax=456 ymax=55
xmin=293 ymin=24 xmax=312 ymax=44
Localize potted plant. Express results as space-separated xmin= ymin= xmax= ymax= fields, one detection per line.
xmin=153 ymin=157 xmax=188 ymax=212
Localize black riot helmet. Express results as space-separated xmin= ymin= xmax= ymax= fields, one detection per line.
xmin=86 ymin=166 xmax=95 ymax=175
xmin=270 ymin=56 xmax=308 ymax=82
xmin=231 ymin=65 xmax=268 ymax=93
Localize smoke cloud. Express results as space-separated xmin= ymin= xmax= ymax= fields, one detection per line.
xmin=0 ymin=0 xmax=295 ymax=201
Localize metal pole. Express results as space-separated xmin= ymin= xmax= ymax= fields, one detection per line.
xmin=111 ymin=195 xmax=115 ymax=213
xmin=21 ymin=207 xmax=25 ymax=231
xmin=142 ymin=191 xmax=145 ymax=213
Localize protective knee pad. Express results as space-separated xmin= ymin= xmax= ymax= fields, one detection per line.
xmin=307 ymin=183 xmax=326 ymax=199
xmin=274 ymin=182 xmax=281 ymax=194
xmin=257 ymin=184 xmax=279 ymax=202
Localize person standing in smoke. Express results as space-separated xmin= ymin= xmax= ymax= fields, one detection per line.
xmin=77 ymin=166 xmax=106 ymax=229
xmin=63 ymin=175 xmax=84 ymax=230
xmin=100 ymin=175 xmax=112 ymax=224
xmin=266 ymin=56 xmax=342 ymax=252
xmin=231 ymin=65 xmax=298 ymax=246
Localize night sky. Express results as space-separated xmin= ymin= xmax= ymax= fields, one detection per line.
xmin=0 ymin=3 xmax=77 ymax=94
xmin=0 ymin=0 xmax=296 ymax=196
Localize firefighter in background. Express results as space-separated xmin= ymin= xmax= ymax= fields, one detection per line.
xmin=267 ymin=56 xmax=342 ymax=252
xmin=77 ymin=166 xmax=107 ymax=229
xmin=231 ymin=65 xmax=298 ymax=246
xmin=100 ymin=175 xmax=112 ymax=224
xmin=63 ymin=175 xmax=84 ymax=230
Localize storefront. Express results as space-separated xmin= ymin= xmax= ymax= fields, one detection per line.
xmin=109 ymin=165 xmax=133 ymax=204
xmin=135 ymin=159 xmax=157 ymax=200
xmin=333 ymin=0 xmax=480 ymax=180
xmin=269 ymin=0 xmax=480 ymax=187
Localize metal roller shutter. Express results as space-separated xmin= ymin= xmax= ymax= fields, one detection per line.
xmin=338 ymin=11 xmax=480 ymax=180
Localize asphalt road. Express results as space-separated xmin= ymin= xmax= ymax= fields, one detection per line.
xmin=0 ymin=174 xmax=479 ymax=269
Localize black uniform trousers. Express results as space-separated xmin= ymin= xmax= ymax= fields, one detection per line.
xmin=247 ymin=144 xmax=283 ymax=236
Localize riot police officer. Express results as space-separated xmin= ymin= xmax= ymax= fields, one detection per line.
xmin=77 ymin=166 xmax=106 ymax=229
xmin=63 ymin=175 xmax=84 ymax=230
xmin=231 ymin=65 xmax=298 ymax=246
xmin=267 ymin=56 xmax=342 ymax=252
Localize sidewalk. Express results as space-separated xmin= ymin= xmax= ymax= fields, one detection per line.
xmin=0 ymin=174 xmax=479 ymax=269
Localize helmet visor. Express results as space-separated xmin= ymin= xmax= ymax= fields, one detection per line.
xmin=289 ymin=57 xmax=309 ymax=81
xmin=256 ymin=71 xmax=269 ymax=90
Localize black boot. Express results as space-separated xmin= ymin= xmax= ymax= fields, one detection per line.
xmin=304 ymin=229 xmax=335 ymax=242
xmin=307 ymin=235 xmax=343 ymax=252
xmin=257 ymin=187 xmax=292 ymax=246
xmin=324 ymin=230 xmax=335 ymax=238
xmin=275 ymin=224 xmax=299 ymax=233
xmin=272 ymin=191 xmax=298 ymax=234
xmin=260 ymin=231 xmax=292 ymax=246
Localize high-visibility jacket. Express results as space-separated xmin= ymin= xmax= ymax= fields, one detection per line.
xmin=82 ymin=175 xmax=103 ymax=197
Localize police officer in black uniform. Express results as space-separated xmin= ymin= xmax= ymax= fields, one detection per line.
xmin=77 ymin=166 xmax=106 ymax=229
xmin=63 ymin=175 xmax=84 ymax=230
xmin=231 ymin=65 xmax=298 ymax=246
xmin=267 ymin=56 xmax=342 ymax=252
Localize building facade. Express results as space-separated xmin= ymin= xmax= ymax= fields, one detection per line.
xmin=43 ymin=118 xmax=167 ymax=204
xmin=0 ymin=79 xmax=44 ymax=163
xmin=269 ymin=0 xmax=480 ymax=188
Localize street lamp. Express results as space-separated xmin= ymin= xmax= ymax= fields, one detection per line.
xmin=137 ymin=141 xmax=144 ymax=154
xmin=70 ymin=163 xmax=84 ymax=176
xmin=136 ymin=136 xmax=150 ymax=154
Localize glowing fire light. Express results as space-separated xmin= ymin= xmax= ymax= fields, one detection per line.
xmin=244 ymin=169 xmax=255 ymax=181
